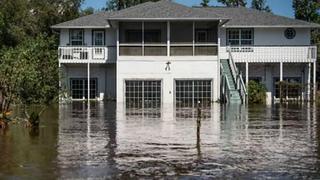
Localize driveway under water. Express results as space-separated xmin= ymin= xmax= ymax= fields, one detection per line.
xmin=0 ymin=102 xmax=319 ymax=179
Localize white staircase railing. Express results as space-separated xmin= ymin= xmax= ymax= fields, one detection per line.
xmin=227 ymin=47 xmax=248 ymax=104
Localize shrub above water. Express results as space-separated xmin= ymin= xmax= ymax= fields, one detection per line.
xmin=248 ymin=81 xmax=267 ymax=104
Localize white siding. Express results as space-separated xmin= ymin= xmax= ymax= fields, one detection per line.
xmin=219 ymin=27 xmax=312 ymax=60
xmin=254 ymin=28 xmax=310 ymax=46
xmin=117 ymin=59 xmax=220 ymax=103
xmin=60 ymin=29 xmax=69 ymax=46
xmin=105 ymin=29 xmax=117 ymax=46
xmin=84 ymin=29 xmax=92 ymax=46
xmin=59 ymin=28 xmax=117 ymax=46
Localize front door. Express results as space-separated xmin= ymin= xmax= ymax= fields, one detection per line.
xmin=93 ymin=30 xmax=105 ymax=59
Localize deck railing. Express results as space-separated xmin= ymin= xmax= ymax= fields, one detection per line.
xmin=58 ymin=46 xmax=116 ymax=62
xmin=119 ymin=43 xmax=218 ymax=56
xmin=223 ymin=46 xmax=317 ymax=62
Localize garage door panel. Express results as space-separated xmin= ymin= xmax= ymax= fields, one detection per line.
xmin=175 ymin=80 xmax=212 ymax=108
xmin=125 ymin=80 xmax=161 ymax=109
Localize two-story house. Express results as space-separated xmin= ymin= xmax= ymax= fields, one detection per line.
xmin=52 ymin=0 xmax=319 ymax=107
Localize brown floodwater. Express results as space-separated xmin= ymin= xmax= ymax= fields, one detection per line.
xmin=0 ymin=102 xmax=320 ymax=179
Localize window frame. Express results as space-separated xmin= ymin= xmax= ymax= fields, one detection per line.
xmin=69 ymin=29 xmax=84 ymax=46
xmin=195 ymin=29 xmax=208 ymax=43
xmin=92 ymin=29 xmax=105 ymax=46
xmin=226 ymin=28 xmax=254 ymax=46
xmin=70 ymin=78 xmax=98 ymax=100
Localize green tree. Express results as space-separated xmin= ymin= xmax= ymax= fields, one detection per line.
xmin=0 ymin=0 xmax=83 ymax=126
xmin=106 ymin=0 xmax=160 ymax=11
xmin=217 ymin=0 xmax=247 ymax=7
xmin=251 ymin=0 xmax=271 ymax=12
xmin=293 ymin=0 xmax=319 ymax=22
xmin=293 ymin=0 xmax=320 ymax=83
xmin=0 ymin=0 xmax=83 ymax=47
xmin=201 ymin=0 xmax=210 ymax=7
xmin=0 ymin=35 xmax=58 ymax=109
xmin=80 ymin=7 xmax=95 ymax=16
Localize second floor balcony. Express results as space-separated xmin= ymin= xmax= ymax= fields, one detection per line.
xmin=58 ymin=46 xmax=117 ymax=63
xmin=220 ymin=45 xmax=317 ymax=63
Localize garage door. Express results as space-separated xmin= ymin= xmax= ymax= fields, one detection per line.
xmin=175 ymin=80 xmax=212 ymax=108
xmin=125 ymin=80 xmax=161 ymax=108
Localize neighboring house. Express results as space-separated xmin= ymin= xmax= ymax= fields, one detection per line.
xmin=52 ymin=0 xmax=319 ymax=107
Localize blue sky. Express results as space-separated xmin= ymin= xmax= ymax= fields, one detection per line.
xmin=82 ymin=0 xmax=294 ymax=18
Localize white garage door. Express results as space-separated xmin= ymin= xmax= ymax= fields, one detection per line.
xmin=125 ymin=80 xmax=161 ymax=108
xmin=175 ymin=80 xmax=212 ymax=108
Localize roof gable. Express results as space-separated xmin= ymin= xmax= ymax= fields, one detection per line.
xmin=107 ymin=0 xmax=228 ymax=20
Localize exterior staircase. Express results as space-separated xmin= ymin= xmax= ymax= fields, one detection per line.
xmin=221 ymin=59 xmax=242 ymax=103
xmin=220 ymin=46 xmax=248 ymax=105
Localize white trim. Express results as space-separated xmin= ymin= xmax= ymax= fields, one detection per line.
xmin=313 ymin=60 xmax=317 ymax=100
xmin=307 ymin=62 xmax=311 ymax=101
xmin=109 ymin=18 xmax=229 ymax=21
xmin=52 ymin=25 xmax=110 ymax=29
xmin=222 ymin=25 xmax=320 ymax=28
xmin=280 ymin=61 xmax=283 ymax=81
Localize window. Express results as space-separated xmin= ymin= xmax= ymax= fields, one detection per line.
xmin=227 ymin=29 xmax=254 ymax=46
xmin=175 ymin=80 xmax=212 ymax=108
xmin=196 ymin=30 xmax=208 ymax=43
xmin=93 ymin=30 xmax=105 ymax=46
xmin=70 ymin=29 xmax=84 ymax=46
xmin=70 ymin=78 xmax=97 ymax=99
xmin=144 ymin=30 xmax=161 ymax=43
xmin=284 ymin=28 xmax=296 ymax=39
xmin=119 ymin=22 xmax=142 ymax=43
xmin=125 ymin=30 xmax=142 ymax=43
xmin=125 ymin=80 xmax=161 ymax=108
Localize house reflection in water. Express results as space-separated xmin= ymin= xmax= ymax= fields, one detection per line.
xmin=56 ymin=102 xmax=319 ymax=178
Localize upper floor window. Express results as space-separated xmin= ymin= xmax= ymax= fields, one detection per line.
xmin=93 ymin=30 xmax=105 ymax=46
xmin=196 ymin=30 xmax=208 ymax=43
xmin=195 ymin=21 xmax=218 ymax=44
xmin=70 ymin=29 xmax=84 ymax=46
xmin=227 ymin=29 xmax=254 ymax=46
xmin=120 ymin=22 xmax=142 ymax=44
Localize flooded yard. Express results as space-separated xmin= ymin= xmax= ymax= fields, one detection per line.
xmin=0 ymin=102 xmax=320 ymax=179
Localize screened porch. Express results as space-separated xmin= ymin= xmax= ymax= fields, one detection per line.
xmin=118 ymin=21 xmax=219 ymax=56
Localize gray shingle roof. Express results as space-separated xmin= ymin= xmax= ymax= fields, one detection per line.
xmin=52 ymin=0 xmax=320 ymax=28
xmin=107 ymin=0 xmax=228 ymax=20
xmin=201 ymin=6 xmax=320 ymax=28
xmin=51 ymin=11 xmax=115 ymax=28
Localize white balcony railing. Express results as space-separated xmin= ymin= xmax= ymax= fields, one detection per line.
xmin=58 ymin=46 xmax=116 ymax=63
xmin=222 ymin=46 xmax=317 ymax=63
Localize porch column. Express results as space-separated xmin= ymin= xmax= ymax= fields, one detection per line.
xmin=280 ymin=62 xmax=283 ymax=81
xmin=245 ymin=62 xmax=249 ymax=87
xmin=59 ymin=62 xmax=61 ymax=88
xmin=87 ymin=61 xmax=90 ymax=105
xmin=307 ymin=63 xmax=311 ymax=101
xmin=167 ymin=21 xmax=170 ymax=56
xmin=313 ymin=60 xmax=317 ymax=101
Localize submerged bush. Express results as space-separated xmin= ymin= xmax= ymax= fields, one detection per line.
xmin=248 ymin=81 xmax=267 ymax=104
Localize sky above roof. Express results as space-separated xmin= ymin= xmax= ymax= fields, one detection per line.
xmin=82 ymin=0 xmax=294 ymax=18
